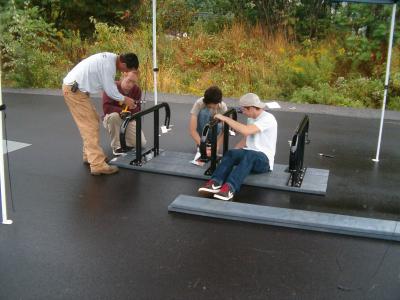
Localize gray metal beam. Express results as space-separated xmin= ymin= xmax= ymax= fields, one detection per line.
xmin=168 ymin=195 xmax=400 ymax=241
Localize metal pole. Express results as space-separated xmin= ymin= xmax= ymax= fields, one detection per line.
xmin=0 ymin=59 xmax=13 ymax=224
xmin=373 ymin=3 xmax=397 ymax=162
xmin=154 ymin=110 xmax=159 ymax=155
xmin=152 ymin=0 xmax=158 ymax=105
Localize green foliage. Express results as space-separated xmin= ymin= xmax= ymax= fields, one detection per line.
xmin=11 ymin=0 xmax=141 ymax=37
xmin=291 ymin=84 xmax=353 ymax=107
xmin=277 ymin=46 xmax=336 ymax=98
xmin=0 ymin=2 xmax=68 ymax=87
xmin=1 ymin=1 xmax=400 ymax=111
xmin=158 ymin=0 xmax=196 ymax=33
xmin=388 ymin=72 xmax=400 ymax=110
xmin=187 ymin=0 xmax=236 ymax=33
xmin=89 ymin=17 xmax=127 ymax=54
xmin=291 ymin=77 xmax=383 ymax=108
xmin=332 ymin=3 xmax=398 ymax=77
xmin=193 ymin=48 xmax=229 ymax=67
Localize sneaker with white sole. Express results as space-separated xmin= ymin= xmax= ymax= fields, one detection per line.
xmin=198 ymin=179 xmax=222 ymax=196
xmin=214 ymin=183 xmax=234 ymax=201
xmin=112 ymin=147 xmax=132 ymax=156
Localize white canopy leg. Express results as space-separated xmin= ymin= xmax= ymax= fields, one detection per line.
xmin=373 ymin=2 xmax=397 ymax=162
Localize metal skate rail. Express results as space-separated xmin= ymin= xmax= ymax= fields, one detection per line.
xmin=199 ymin=108 xmax=237 ymax=175
xmin=119 ymin=102 xmax=170 ymax=165
xmin=111 ymin=110 xmax=329 ymax=195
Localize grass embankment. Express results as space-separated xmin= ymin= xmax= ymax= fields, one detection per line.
xmin=4 ymin=21 xmax=400 ymax=110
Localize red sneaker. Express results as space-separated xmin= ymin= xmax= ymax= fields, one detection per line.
xmin=214 ymin=183 xmax=234 ymax=201
xmin=198 ymin=179 xmax=222 ymax=196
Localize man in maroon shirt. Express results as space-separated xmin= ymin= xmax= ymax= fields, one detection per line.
xmin=102 ymin=71 xmax=147 ymax=155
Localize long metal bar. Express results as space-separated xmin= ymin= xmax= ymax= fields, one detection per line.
xmin=119 ymin=103 xmax=170 ymax=164
xmin=208 ymin=125 xmax=217 ymax=175
xmin=222 ymin=109 xmax=237 ymax=155
xmin=152 ymin=0 xmax=158 ymax=105
xmin=373 ymin=3 xmax=397 ymax=162
xmin=0 ymin=61 xmax=12 ymax=224
xmin=135 ymin=118 xmax=142 ymax=164
xmin=204 ymin=108 xmax=237 ymax=175
xmin=288 ymin=115 xmax=310 ymax=187
xmin=154 ymin=110 xmax=159 ymax=155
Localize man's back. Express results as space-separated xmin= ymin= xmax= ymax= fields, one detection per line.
xmin=244 ymin=111 xmax=277 ymax=170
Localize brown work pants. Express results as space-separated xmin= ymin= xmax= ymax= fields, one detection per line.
xmin=62 ymin=84 xmax=107 ymax=168
xmin=103 ymin=112 xmax=147 ymax=151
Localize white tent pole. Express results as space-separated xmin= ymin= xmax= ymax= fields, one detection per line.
xmin=0 ymin=61 xmax=13 ymax=224
xmin=373 ymin=2 xmax=397 ymax=162
xmin=152 ymin=0 xmax=158 ymax=105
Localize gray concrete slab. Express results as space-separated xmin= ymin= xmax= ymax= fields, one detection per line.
xmin=169 ymin=195 xmax=400 ymax=241
xmin=110 ymin=150 xmax=329 ymax=195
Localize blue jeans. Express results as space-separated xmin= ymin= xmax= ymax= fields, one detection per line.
xmin=211 ymin=149 xmax=270 ymax=192
xmin=197 ymin=108 xmax=222 ymax=142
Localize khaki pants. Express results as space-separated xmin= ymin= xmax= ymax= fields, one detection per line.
xmin=62 ymin=84 xmax=107 ymax=168
xmin=103 ymin=112 xmax=147 ymax=150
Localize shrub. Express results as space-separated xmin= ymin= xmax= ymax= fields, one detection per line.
xmin=0 ymin=3 xmax=64 ymax=87
xmin=276 ymin=43 xmax=336 ymax=98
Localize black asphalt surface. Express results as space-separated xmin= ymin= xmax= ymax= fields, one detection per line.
xmin=0 ymin=91 xmax=400 ymax=299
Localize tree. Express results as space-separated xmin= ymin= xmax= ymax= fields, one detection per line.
xmin=9 ymin=0 xmax=141 ymax=36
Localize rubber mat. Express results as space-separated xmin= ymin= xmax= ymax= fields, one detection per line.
xmin=111 ymin=150 xmax=329 ymax=195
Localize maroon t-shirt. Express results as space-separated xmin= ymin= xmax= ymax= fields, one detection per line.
xmin=102 ymin=81 xmax=142 ymax=116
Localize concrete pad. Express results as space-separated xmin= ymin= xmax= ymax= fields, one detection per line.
xmin=168 ymin=195 xmax=400 ymax=241
xmin=111 ymin=150 xmax=329 ymax=195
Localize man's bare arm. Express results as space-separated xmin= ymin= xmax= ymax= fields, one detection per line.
xmin=214 ymin=114 xmax=260 ymax=136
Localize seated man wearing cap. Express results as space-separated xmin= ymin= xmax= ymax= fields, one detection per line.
xmin=198 ymin=93 xmax=277 ymax=201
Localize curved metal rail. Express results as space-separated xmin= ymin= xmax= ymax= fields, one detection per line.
xmin=199 ymin=108 xmax=237 ymax=175
xmin=119 ymin=102 xmax=171 ymax=165
xmin=288 ymin=115 xmax=310 ymax=187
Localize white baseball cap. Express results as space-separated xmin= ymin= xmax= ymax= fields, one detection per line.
xmin=239 ymin=93 xmax=266 ymax=109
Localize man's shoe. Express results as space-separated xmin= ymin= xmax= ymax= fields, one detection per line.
xmin=113 ymin=148 xmax=126 ymax=156
xmin=83 ymin=155 xmax=109 ymax=165
xmin=90 ymin=164 xmax=119 ymax=175
xmin=214 ymin=183 xmax=234 ymax=201
xmin=198 ymin=179 xmax=221 ymax=196
xmin=113 ymin=147 xmax=133 ymax=156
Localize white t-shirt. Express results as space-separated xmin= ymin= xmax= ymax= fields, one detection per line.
xmin=63 ymin=52 xmax=124 ymax=102
xmin=190 ymin=97 xmax=227 ymax=116
xmin=244 ymin=111 xmax=277 ymax=170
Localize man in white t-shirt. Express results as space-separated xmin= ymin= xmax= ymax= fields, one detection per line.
xmin=198 ymin=93 xmax=277 ymax=201
xmin=62 ymin=52 xmax=138 ymax=175
xmin=189 ymin=86 xmax=227 ymax=154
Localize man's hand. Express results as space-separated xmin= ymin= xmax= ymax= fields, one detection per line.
xmin=123 ymin=96 xmax=137 ymax=109
xmin=214 ymin=114 xmax=226 ymax=122
xmin=120 ymin=111 xmax=132 ymax=120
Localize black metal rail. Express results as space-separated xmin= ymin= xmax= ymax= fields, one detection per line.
xmin=199 ymin=108 xmax=237 ymax=175
xmin=287 ymin=115 xmax=310 ymax=187
xmin=119 ymin=102 xmax=171 ymax=165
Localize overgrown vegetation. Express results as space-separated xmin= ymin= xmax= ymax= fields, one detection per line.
xmin=0 ymin=0 xmax=399 ymax=110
